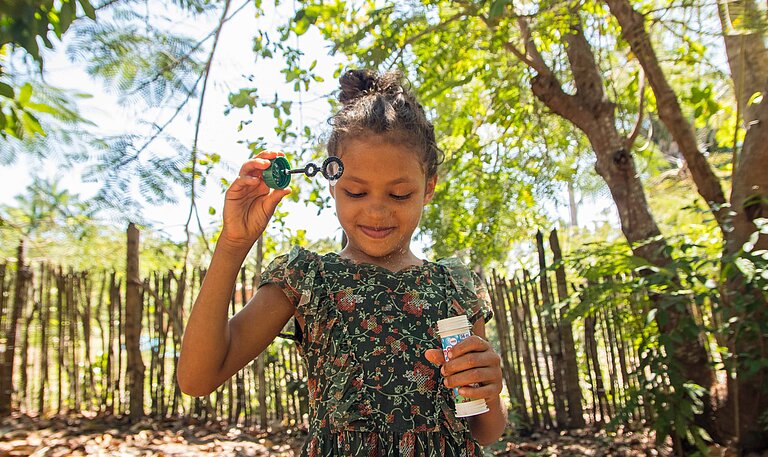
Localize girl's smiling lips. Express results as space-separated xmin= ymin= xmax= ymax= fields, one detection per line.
xmin=359 ymin=225 xmax=395 ymax=239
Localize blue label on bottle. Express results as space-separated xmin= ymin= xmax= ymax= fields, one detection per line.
xmin=440 ymin=330 xmax=472 ymax=404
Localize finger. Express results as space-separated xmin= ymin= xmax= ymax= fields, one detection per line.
xmin=424 ymin=349 xmax=446 ymax=367
xmin=237 ymin=152 xmax=284 ymax=177
xmin=238 ymin=159 xmax=272 ymax=177
xmin=444 ymin=367 xmax=500 ymax=389
xmin=455 ymin=383 xmax=503 ymax=401
xmin=261 ymin=187 xmax=292 ymax=212
xmin=233 ymin=174 xmax=262 ymax=185
xmin=442 ymin=350 xmax=501 ymax=376
xmin=253 ymin=150 xmax=285 ymax=160
xmin=448 ymin=335 xmax=491 ymax=359
xmin=228 ymin=174 xmax=267 ymax=195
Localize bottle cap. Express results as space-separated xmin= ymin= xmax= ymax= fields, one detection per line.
xmin=437 ymin=315 xmax=471 ymax=337
xmin=455 ymin=399 xmax=489 ymax=417
xmin=263 ymin=156 xmax=292 ymax=189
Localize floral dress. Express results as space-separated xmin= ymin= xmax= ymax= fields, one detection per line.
xmin=260 ymin=246 xmax=494 ymax=457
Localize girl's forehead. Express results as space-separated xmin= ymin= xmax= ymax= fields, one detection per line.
xmin=338 ymin=137 xmax=425 ymax=175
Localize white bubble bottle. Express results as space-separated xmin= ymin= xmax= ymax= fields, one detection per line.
xmin=436 ymin=315 xmax=490 ymax=417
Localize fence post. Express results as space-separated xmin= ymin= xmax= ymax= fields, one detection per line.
xmin=549 ymin=229 xmax=585 ymax=427
xmin=126 ymin=223 xmax=145 ymax=421
xmin=0 ymin=240 xmax=30 ymax=416
xmin=536 ymin=230 xmax=567 ymax=428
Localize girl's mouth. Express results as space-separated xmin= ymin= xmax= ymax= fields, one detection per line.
xmin=360 ymin=225 xmax=395 ymax=239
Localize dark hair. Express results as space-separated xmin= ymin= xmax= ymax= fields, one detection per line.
xmin=327 ymin=69 xmax=443 ymax=179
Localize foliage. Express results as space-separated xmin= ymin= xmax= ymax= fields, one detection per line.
xmin=64 ymin=3 xmax=214 ymax=214
xmin=0 ymin=82 xmax=95 ymax=184
xmin=0 ymin=0 xmax=98 ymax=144
xmin=563 ymin=218 xmax=768 ymax=448
xmin=0 ymin=0 xmax=96 ymax=64
xmin=719 ymin=218 xmax=768 ymax=406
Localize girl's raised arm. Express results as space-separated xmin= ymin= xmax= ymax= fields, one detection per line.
xmin=177 ymin=152 xmax=293 ymax=397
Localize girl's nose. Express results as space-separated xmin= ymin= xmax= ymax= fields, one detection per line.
xmin=365 ymin=198 xmax=393 ymax=219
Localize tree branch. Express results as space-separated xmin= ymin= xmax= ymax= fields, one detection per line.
xmin=183 ymin=0 xmax=234 ymax=262
xmin=626 ymin=67 xmax=646 ymax=150
xmin=605 ymin=0 xmax=728 ymax=230
xmin=563 ymin=14 xmax=607 ymax=112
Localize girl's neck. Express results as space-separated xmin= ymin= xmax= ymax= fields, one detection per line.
xmin=339 ymin=247 xmax=423 ymax=273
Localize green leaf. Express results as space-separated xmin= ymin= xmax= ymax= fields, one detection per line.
xmin=0 ymin=82 xmax=14 ymax=99
xmin=78 ymin=0 xmax=97 ymax=20
xmin=21 ymin=112 xmax=46 ymax=137
xmin=293 ymin=17 xmax=312 ymax=36
xmin=646 ymin=308 xmax=657 ymax=325
xmin=60 ymin=1 xmax=76 ymax=35
xmin=489 ymin=0 xmax=508 ymax=19
xmin=747 ymin=91 xmax=763 ymax=106
xmin=18 ymin=84 xmax=33 ymax=104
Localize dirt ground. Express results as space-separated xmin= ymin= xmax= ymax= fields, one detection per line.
xmin=0 ymin=413 xmax=678 ymax=456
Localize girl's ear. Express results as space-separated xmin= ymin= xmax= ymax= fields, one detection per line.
xmin=329 ymin=182 xmax=337 ymax=199
xmin=423 ymin=175 xmax=438 ymax=205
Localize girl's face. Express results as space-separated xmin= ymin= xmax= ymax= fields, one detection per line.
xmin=331 ymin=136 xmax=437 ymax=269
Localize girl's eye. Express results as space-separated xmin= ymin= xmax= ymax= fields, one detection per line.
xmin=344 ymin=191 xmax=366 ymax=198
xmin=391 ymin=193 xmax=413 ymax=201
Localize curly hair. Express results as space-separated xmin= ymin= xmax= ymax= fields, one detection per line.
xmin=327 ymin=69 xmax=443 ymax=179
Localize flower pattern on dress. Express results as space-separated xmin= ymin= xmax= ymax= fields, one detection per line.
xmin=260 ymin=246 xmax=493 ymax=457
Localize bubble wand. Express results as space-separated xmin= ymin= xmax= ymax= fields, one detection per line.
xmin=260 ymin=156 xmax=344 ymax=189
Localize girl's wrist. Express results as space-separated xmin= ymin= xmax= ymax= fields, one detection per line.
xmin=216 ymin=233 xmax=255 ymax=258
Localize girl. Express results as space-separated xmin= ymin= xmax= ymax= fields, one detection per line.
xmin=177 ymin=69 xmax=507 ymax=456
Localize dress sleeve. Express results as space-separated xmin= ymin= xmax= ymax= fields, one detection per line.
xmin=438 ymin=258 xmax=494 ymax=325
xmin=259 ymin=246 xmax=314 ymax=307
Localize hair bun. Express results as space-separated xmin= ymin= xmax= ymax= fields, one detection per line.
xmin=338 ymin=69 xmax=404 ymax=104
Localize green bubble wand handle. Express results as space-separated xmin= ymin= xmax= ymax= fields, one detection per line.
xmin=262 ymin=156 xmax=344 ymax=189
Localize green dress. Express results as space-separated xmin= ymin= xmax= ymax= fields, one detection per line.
xmin=261 ymin=246 xmax=494 ymax=457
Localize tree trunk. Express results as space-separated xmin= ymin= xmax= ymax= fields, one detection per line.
xmin=126 ymin=223 xmax=145 ymax=421
xmin=567 ymin=180 xmax=578 ymax=228
xmin=715 ymin=0 xmax=768 ymax=449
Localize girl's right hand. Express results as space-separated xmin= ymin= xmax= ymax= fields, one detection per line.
xmin=219 ymin=151 xmax=292 ymax=251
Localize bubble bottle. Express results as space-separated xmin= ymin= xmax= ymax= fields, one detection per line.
xmin=436 ymin=315 xmax=490 ymax=417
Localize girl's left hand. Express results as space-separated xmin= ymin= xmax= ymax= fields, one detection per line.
xmin=424 ymin=336 xmax=503 ymax=402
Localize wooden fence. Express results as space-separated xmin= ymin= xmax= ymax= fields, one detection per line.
xmin=0 ymin=226 xmax=674 ymax=430
xmin=489 ymin=230 xmax=653 ymax=430
xmin=0 ymin=233 xmax=306 ymax=429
